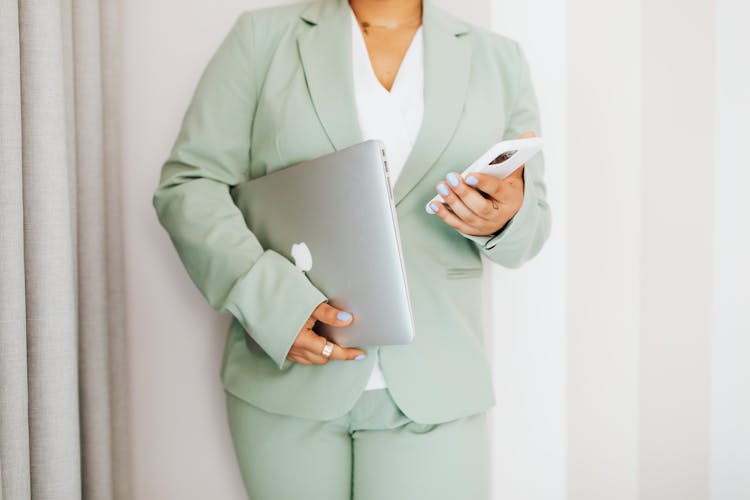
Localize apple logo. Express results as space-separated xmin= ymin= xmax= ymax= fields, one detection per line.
xmin=291 ymin=242 xmax=313 ymax=272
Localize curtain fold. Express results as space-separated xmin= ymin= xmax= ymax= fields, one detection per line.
xmin=0 ymin=1 xmax=131 ymax=499
xmin=1 ymin=1 xmax=31 ymax=500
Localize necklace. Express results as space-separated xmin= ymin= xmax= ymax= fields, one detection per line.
xmin=359 ymin=16 xmax=422 ymax=34
xmin=353 ymin=8 xmax=422 ymax=36
xmin=360 ymin=20 xmax=421 ymax=35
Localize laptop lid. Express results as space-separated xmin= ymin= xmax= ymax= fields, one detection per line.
xmin=230 ymin=140 xmax=415 ymax=348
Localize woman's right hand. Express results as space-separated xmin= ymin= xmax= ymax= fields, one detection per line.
xmin=286 ymin=302 xmax=366 ymax=365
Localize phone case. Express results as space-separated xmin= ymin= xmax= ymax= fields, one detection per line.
xmin=425 ymin=137 xmax=544 ymax=213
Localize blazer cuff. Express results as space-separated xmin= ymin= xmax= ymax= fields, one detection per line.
xmin=457 ymin=170 xmax=541 ymax=264
xmin=220 ymin=249 xmax=327 ymax=370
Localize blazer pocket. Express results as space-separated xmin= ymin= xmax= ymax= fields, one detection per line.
xmin=445 ymin=267 xmax=483 ymax=279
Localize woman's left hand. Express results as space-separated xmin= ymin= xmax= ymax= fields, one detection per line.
xmin=429 ymin=131 xmax=534 ymax=237
xmin=428 ymin=164 xmax=526 ymax=237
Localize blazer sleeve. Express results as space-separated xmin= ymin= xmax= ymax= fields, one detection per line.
xmin=458 ymin=41 xmax=551 ymax=269
xmin=151 ymin=12 xmax=327 ymax=370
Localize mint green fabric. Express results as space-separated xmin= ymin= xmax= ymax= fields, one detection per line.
xmin=225 ymin=388 xmax=490 ymax=500
xmin=152 ymin=0 xmax=550 ymax=424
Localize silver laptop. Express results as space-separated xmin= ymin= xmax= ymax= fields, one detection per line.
xmin=230 ymin=140 xmax=415 ymax=348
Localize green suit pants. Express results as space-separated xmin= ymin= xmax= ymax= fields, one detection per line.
xmin=224 ymin=387 xmax=491 ymax=500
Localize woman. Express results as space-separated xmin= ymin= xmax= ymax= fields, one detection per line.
xmin=152 ymin=0 xmax=550 ymax=498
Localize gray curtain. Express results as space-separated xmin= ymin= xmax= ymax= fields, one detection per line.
xmin=0 ymin=0 xmax=131 ymax=499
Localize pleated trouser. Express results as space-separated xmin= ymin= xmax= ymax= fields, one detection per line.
xmin=224 ymin=387 xmax=490 ymax=500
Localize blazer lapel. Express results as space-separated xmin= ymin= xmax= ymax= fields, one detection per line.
xmin=392 ymin=0 xmax=472 ymax=206
xmin=297 ymin=0 xmax=362 ymax=151
xmin=297 ymin=0 xmax=472 ymax=206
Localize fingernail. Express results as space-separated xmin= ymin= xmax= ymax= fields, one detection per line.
xmin=354 ymin=354 xmax=366 ymax=360
xmin=438 ymin=183 xmax=449 ymax=196
xmin=466 ymin=175 xmax=478 ymax=185
xmin=337 ymin=311 xmax=351 ymax=321
xmin=429 ymin=203 xmax=439 ymax=213
xmin=446 ymin=172 xmax=459 ymax=187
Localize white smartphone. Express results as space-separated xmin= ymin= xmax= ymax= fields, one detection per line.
xmin=425 ymin=137 xmax=543 ymax=213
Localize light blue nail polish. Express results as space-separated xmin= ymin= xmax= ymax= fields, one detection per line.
xmin=438 ymin=183 xmax=449 ymax=196
xmin=337 ymin=311 xmax=351 ymax=321
xmin=446 ymin=172 xmax=459 ymax=187
xmin=429 ymin=203 xmax=439 ymax=213
xmin=466 ymin=175 xmax=478 ymax=185
xmin=354 ymin=354 xmax=366 ymax=360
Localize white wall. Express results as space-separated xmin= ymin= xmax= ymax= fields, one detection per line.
xmin=122 ymin=1 xmax=264 ymax=498
xmin=488 ymin=1 xmax=568 ymax=499
xmin=639 ymin=1 xmax=714 ymax=498
xmin=566 ymin=0 xmax=642 ymax=500
xmin=711 ymin=1 xmax=750 ymax=499
xmin=566 ymin=0 xmax=642 ymax=497
xmin=493 ymin=0 xmax=749 ymax=499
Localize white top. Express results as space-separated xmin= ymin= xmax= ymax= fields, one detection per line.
xmin=349 ymin=7 xmax=424 ymax=390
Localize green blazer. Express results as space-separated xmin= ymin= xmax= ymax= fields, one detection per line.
xmin=152 ymin=0 xmax=550 ymax=424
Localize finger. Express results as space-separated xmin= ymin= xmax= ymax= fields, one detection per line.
xmin=311 ymin=301 xmax=354 ymax=327
xmin=502 ymin=165 xmax=525 ymax=196
xmin=293 ymin=328 xmax=325 ymax=352
xmin=507 ymin=164 xmax=525 ymax=181
xmin=493 ymin=166 xmax=525 ymax=206
xmin=287 ymin=331 xmax=331 ymax=364
xmin=287 ymin=352 xmax=312 ymax=365
xmin=434 ymin=180 xmax=484 ymax=226
xmin=296 ymin=329 xmax=365 ymax=361
xmin=325 ymin=342 xmax=367 ymax=361
xmin=428 ymin=199 xmax=484 ymax=235
xmin=304 ymin=334 xmax=334 ymax=364
xmin=462 ymin=172 xmax=505 ymax=200
xmin=442 ymin=172 xmax=499 ymax=221
xmin=301 ymin=347 xmax=331 ymax=365
xmin=499 ymin=131 xmax=533 ymax=194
